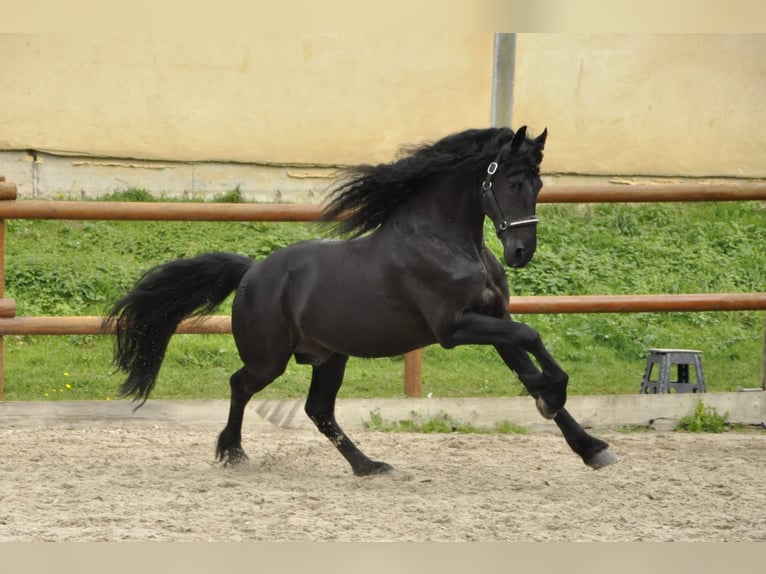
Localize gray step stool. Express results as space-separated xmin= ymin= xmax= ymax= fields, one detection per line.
xmin=640 ymin=348 xmax=707 ymax=394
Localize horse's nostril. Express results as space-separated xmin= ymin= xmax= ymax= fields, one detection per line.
xmin=507 ymin=241 xmax=536 ymax=268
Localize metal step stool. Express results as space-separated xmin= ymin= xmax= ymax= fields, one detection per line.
xmin=640 ymin=348 xmax=707 ymax=394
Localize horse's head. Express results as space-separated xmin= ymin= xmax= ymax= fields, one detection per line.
xmin=479 ymin=126 xmax=547 ymax=268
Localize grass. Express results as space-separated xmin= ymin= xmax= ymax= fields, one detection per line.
xmin=2 ymin=193 xmax=765 ymax=402
xmin=363 ymin=410 xmax=528 ymax=434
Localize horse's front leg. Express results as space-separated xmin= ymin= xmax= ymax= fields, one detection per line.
xmin=435 ymin=312 xmax=619 ymax=469
xmin=553 ymin=408 xmax=619 ymax=469
xmin=440 ymin=313 xmax=568 ymax=417
xmin=493 ymin=330 xmax=569 ymax=419
xmin=494 ymin=342 xmax=618 ymax=469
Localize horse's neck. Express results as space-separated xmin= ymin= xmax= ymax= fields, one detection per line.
xmin=385 ymin=172 xmax=485 ymax=248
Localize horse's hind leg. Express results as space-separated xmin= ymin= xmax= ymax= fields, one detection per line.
xmin=217 ymin=366 xmax=277 ymax=464
xmin=305 ymin=354 xmax=393 ymax=477
xmin=494 ymin=344 xmax=618 ymax=469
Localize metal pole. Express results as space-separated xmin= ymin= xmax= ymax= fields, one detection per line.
xmin=491 ymin=33 xmax=516 ymax=128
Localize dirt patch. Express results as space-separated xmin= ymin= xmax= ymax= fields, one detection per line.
xmin=1 ymin=419 xmax=764 ymax=541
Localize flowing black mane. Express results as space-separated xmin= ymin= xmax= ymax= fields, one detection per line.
xmin=321 ymin=127 xmax=520 ymax=237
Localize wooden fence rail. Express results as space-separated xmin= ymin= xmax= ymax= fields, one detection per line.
xmin=1 ymin=293 xmax=766 ymax=337
xmin=0 ymin=178 xmax=765 ymax=399
xmin=1 ymin=183 xmax=766 ymax=223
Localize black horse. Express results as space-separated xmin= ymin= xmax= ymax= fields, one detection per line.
xmin=106 ymin=126 xmax=618 ymax=476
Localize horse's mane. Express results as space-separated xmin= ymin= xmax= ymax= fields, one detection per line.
xmin=320 ymin=127 xmax=518 ymax=237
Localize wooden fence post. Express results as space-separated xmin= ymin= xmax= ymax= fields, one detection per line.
xmin=0 ymin=216 xmax=4 ymax=401
xmin=762 ymin=315 xmax=766 ymax=390
xmin=404 ymin=348 xmax=424 ymax=398
xmin=0 ymin=176 xmax=6 ymax=399
xmin=0 ymin=176 xmax=19 ymax=400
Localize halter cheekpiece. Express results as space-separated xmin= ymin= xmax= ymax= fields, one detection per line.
xmin=480 ymin=151 xmax=540 ymax=237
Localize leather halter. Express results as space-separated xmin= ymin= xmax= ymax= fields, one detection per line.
xmin=480 ymin=149 xmax=540 ymax=237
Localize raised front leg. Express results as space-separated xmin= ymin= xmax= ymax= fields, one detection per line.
xmin=553 ymin=408 xmax=619 ymax=469
xmin=305 ymin=354 xmax=393 ymax=477
xmin=436 ymin=312 xmax=568 ymax=416
xmin=494 ymin=336 xmax=568 ymax=419
xmin=494 ymin=342 xmax=618 ymax=469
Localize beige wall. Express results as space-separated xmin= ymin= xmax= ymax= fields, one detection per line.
xmin=0 ymin=34 xmax=494 ymax=165
xmin=514 ymin=34 xmax=766 ymax=178
xmin=1 ymin=34 xmax=764 ymax=199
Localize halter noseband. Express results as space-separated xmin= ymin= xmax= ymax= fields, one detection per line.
xmin=480 ymin=152 xmax=539 ymax=237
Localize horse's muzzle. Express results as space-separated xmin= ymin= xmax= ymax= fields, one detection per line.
xmin=503 ymin=236 xmax=537 ymax=268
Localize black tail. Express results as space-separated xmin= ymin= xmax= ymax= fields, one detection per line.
xmin=104 ymin=252 xmax=254 ymax=406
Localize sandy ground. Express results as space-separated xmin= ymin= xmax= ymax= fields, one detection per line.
xmin=1 ymin=417 xmax=765 ymax=542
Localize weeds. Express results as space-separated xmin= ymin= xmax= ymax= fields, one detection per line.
xmin=676 ymin=401 xmax=730 ymax=433
xmin=364 ymin=410 xmax=527 ymax=434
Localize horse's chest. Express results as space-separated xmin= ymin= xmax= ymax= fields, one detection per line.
xmin=468 ymin=256 xmax=509 ymax=318
xmin=472 ymin=282 xmax=508 ymax=318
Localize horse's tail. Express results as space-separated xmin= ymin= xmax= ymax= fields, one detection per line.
xmin=104 ymin=252 xmax=254 ymax=407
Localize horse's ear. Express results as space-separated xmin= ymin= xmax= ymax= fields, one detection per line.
xmin=510 ymin=126 xmax=527 ymax=150
xmin=536 ymin=128 xmax=548 ymax=147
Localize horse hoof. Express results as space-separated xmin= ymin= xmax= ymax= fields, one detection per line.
xmin=223 ymin=448 xmax=249 ymax=467
xmin=535 ymin=396 xmax=559 ymax=420
xmin=586 ymin=448 xmax=619 ymax=469
xmin=354 ymin=461 xmax=395 ymax=477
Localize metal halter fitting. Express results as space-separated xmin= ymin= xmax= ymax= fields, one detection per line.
xmin=480 ymin=156 xmax=539 ymax=237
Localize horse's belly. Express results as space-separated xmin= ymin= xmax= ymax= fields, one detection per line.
xmin=297 ymin=305 xmax=436 ymax=360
